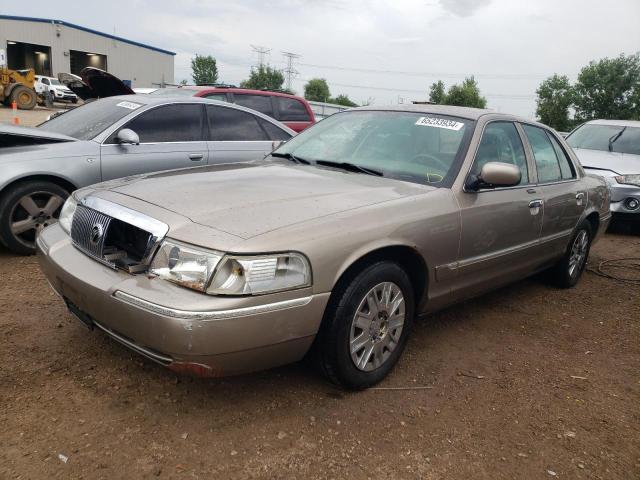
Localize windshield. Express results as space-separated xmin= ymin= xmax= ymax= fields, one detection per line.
xmin=50 ymin=78 xmax=62 ymax=86
xmin=38 ymin=98 xmax=144 ymax=140
xmin=273 ymin=110 xmax=472 ymax=185
xmin=567 ymin=124 xmax=640 ymax=155
xmin=150 ymin=88 xmax=199 ymax=97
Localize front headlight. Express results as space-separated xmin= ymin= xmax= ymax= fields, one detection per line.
xmin=207 ymin=253 xmax=311 ymax=295
xmin=615 ymin=174 xmax=640 ymax=187
xmin=58 ymin=196 xmax=77 ymax=235
xmin=150 ymin=240 xmax=222 ymax=292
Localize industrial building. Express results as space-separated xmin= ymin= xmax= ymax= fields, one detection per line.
xmin=0 ymin=15 xmax=175 ymax=88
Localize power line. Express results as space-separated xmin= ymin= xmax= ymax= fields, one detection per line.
xmin=298 ymin=62 xmax=564 ymax=80
xmin=282 ymin=51 xmax=301 ymax=91
xmin=296 ymin=77 xmax=535 ymax=99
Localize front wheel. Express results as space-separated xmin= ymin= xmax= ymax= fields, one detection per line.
xmin=0 ymin=181 xmax=69 ymax=254
xmin=315 ymin=261 xmax=415 ymax=389
xmin=549 ymin=220 xmax=593 ymax=288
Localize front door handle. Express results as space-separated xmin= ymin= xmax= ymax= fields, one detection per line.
xmin=529 ymin=199 xmax=543 ymax=208
xmin=576 ymin=192 xmax=585 ymax=205
xmin=189 ymin=153 xmax=204 ymax=161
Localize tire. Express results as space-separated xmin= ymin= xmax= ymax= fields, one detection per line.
xmin=72 ymin=98 xmax=78 ymax=104
xmin=10 ymin=85 xmax=37 ymax=110
xmin=314 ymin=261 xmax=415 ymax=390
xmin=549 ymin=220 xmax=593 ymax=288
xmin=0 ymin=181 xmax=69 ymax=255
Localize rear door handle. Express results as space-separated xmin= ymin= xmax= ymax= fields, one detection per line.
xmin=189 ymin=153 xmax=204 ymax=161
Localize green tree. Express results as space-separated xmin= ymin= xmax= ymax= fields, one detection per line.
xmin=573 ymin=53 xmax=640 ymax=121
xmin=240 ymin=65 xmax=285 ymax=91
xmin=331 ymin=94 xmax=358 ymax=107
xmin=304 ymin=78 xmax=331 ymax=102
xmin=429 ymin=80 xmax=446 ymax=104
xmin=535 ymin=74 xmax=574 ymax=131
xmin=191 ymin=54 xmax=218 ymax=85
xmin=444 ymin=76 xmax=487 ymax=108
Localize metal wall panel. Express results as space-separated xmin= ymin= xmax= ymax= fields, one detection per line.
xmin=0 ymin=18 xmax=174 ymax=87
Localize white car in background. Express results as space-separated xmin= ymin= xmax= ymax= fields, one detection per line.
xmin=34 ymin=75 xmax=78 ymax=103
xmin=566 ymin=119 xmax=640 ymax=222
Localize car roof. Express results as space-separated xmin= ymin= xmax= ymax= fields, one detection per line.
xmin=347 ymin=104 xmax=520 ymax=121
xmin=586 ymin=119 xmax=640 ymax=128
xmin=167 ymin=86 xmax=307 ymax=100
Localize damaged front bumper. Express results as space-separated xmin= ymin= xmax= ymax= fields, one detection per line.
xmin=36 ymin=224 xmax=329 ymax=377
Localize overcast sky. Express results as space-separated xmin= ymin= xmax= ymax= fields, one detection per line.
xmin=4 ymin=0 xmax=640 ymax=117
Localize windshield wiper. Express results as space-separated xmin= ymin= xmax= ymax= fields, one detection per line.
xmin=608 ymin=127 xmax=626 ymax=152
xmin=270 ymin=152 xmax=310 ymax=164
xmin=315 ymin=160 xmax=383 ymax=177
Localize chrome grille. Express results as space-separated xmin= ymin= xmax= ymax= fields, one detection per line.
xmin=71 ymin=205 xmax=113 ymax=262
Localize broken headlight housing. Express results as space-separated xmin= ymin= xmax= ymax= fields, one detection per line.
xmin=150 ymin=240 xmax=311 ymax=296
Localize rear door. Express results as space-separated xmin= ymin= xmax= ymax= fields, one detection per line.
xmin=521 ymin=124 xmax=585 ymax=259
xmin=206 ymin=105 xmax=289 ymax=164
xmin=453 ymin=121 xmax=543 ymax=295
xmin=100 ymin=103 xmax=209 ymax=180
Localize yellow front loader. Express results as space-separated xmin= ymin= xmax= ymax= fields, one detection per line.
xmin=0 ymin=67 xmax=37 ymax=110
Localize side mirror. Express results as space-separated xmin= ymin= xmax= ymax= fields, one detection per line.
xmin=466 ymin=162 xmax=521 ymax=191
xmin=116 ymin=128 xmax=140 ymax=145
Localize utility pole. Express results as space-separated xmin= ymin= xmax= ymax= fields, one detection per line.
xmin=282 ymin=51 xmax=301 ymax=92
xmin=250 ymin=45 xmax=271 ymax=67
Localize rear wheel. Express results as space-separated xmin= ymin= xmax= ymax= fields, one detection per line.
xmin=549 ymin=220 xmax=593 ymax=288
xmin=0 ymin=181 xmax=69 ymax=254
xmin=314 ymin=261 xmax=415 ymax=389
xmin=10 ymin=85 xmax=37 ymax=110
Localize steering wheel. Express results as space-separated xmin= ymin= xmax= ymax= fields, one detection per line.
xmin=408 ymin=153 xmax=449 ymax=183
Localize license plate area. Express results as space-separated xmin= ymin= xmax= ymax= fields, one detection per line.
xmin=64 ymin=297 xmax=94 ymax=330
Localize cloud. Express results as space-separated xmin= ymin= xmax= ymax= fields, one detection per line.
xmin=438 ymin=0 xmax=491 ymax=17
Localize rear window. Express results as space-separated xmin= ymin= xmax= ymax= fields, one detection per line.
xmin=278 ymin=97 xmax=310 ymax=122
xmin=233 ymin=94 xmax=274 ymax=116
xmin=207 ymin=105 xmax=268 ymax=141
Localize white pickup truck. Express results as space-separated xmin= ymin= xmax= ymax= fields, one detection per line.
xmin=34 ymin=75 xmax=78 ymax=103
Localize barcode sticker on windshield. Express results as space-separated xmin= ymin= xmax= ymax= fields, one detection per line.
xmin=116 ymin=101 xmax=142 ymax=110
xmin=415 ymin=117 xmax=464 ymax=131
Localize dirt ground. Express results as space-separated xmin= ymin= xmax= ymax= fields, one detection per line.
xmin=0 ymin=229 xmax=638 ymax=480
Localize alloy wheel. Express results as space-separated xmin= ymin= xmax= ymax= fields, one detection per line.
xmin=568 ymin=230 xmax=589 ymax=278
xmin=9 ymin=192 xmax=64 ymax=248
xmin=349 ymin=281 xmax=405 ymax=372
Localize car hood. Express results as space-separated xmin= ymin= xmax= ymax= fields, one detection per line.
xmin=0 ymin=124 xmax=77 ymax=149
xmin=59 ymin=67 xmax=134 ymax=100
xmin=105 ymin=162 xmax=433 ymax=239
xmin=573 ymin=147 xmax=640 ymax=175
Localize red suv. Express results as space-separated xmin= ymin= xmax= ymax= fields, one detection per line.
xmin=162 ymin=86 xmax=316 ymax=133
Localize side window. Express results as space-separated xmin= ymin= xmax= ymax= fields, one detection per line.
xmin=116 ymin=104 xmax=204 ymax=143
xmin=473 ymin=122 xmax=529 ymax=185
xmin=203 ymin=93 xmax=229 ymax=102
xmin=278 ymin=97 xmax=311 ymax=122
xmin=43 ymin=78 xmax=50 ymax=85
xmin=258 ymin=117 xmax=291 ymax=141
xmin=522 ymin=124 xmax=562 ymax=183
xmin=547 ymin=133 xmax=576 ymax=180
xmin=233 ymin=94 xmax=274 ymax=117
xmin=207 ymin=105 xmax=268 ymax=141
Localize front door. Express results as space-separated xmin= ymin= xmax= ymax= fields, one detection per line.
xmin=100 ymin=103 xmax=208 ymax=181
xmin=453 ymin=121 xmax=543 ymax=296
xmin=521 ymin=124 xmax=585 ymax=258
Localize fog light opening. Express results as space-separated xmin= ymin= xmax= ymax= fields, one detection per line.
xmin=624 ymin=197 xmax=640 ymax=211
